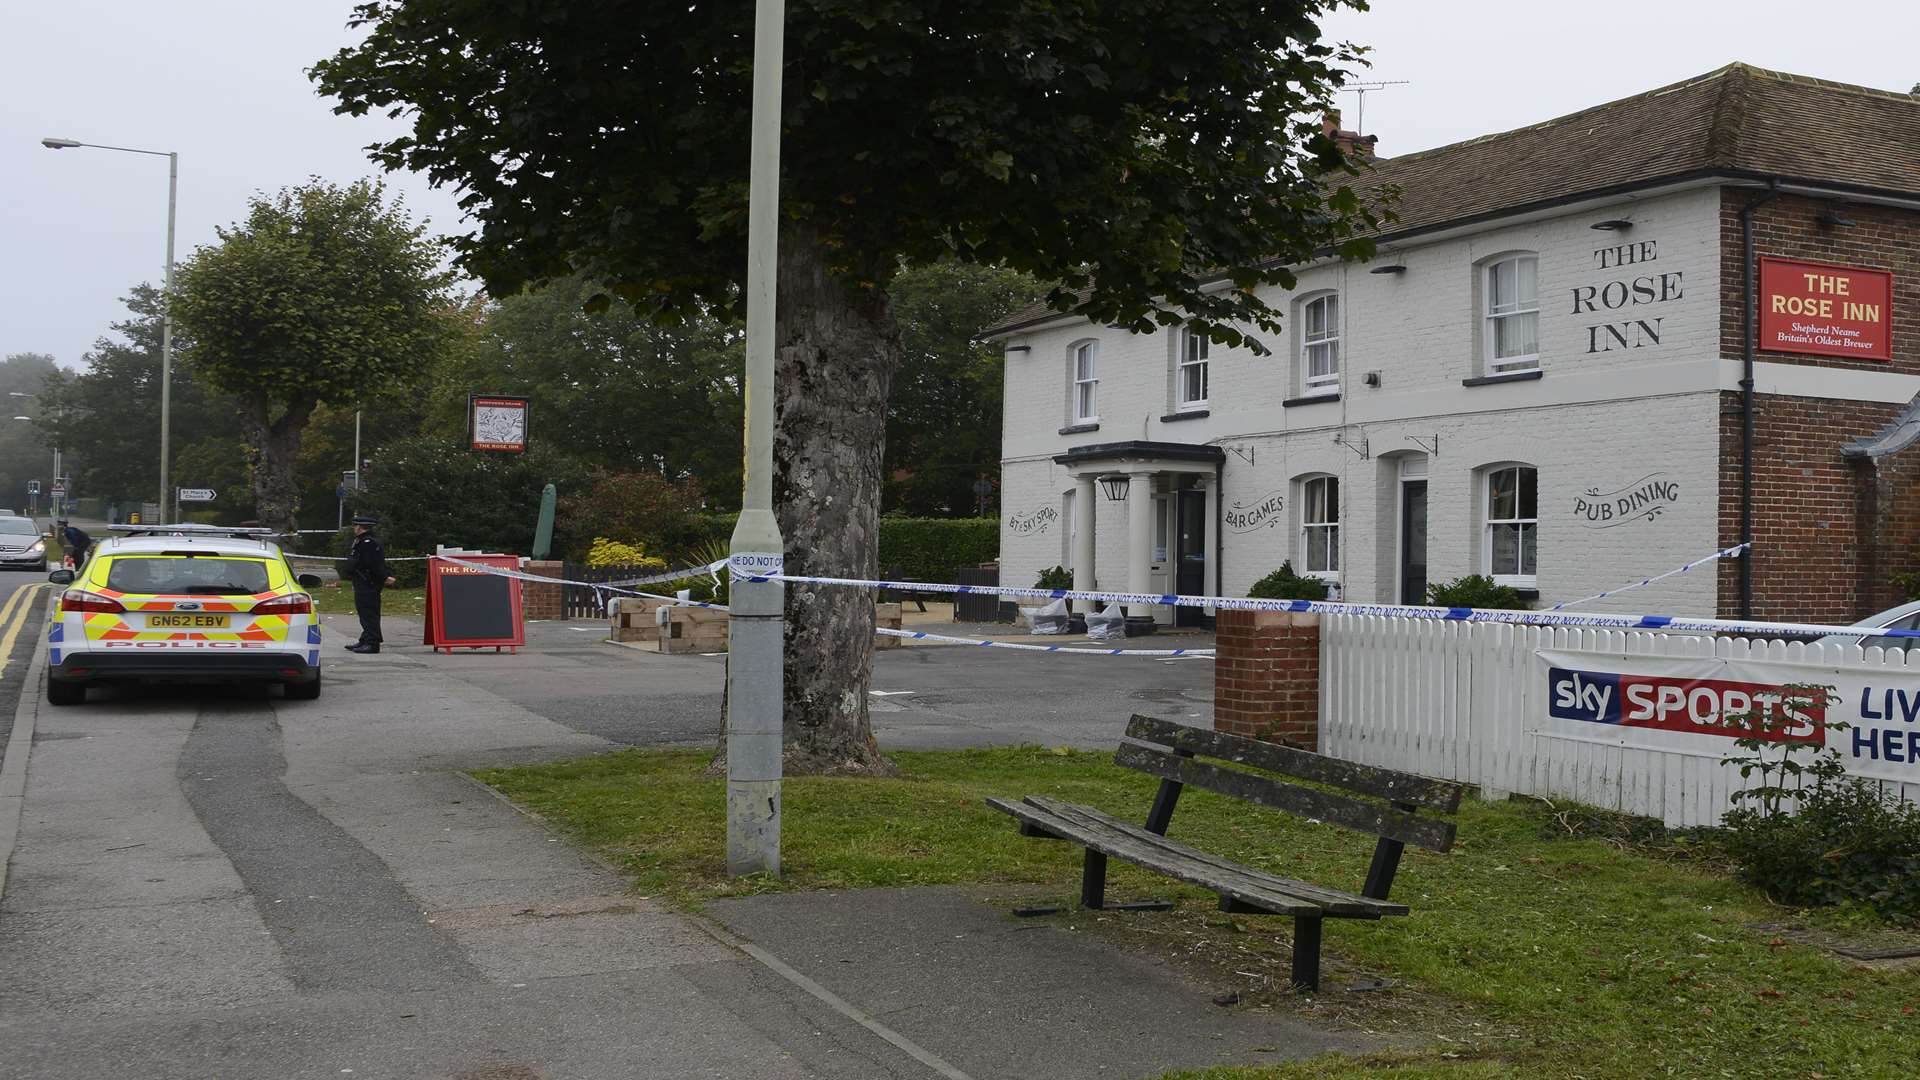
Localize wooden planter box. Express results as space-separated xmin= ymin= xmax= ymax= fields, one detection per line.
xmin=658 ymin=605 xmax=731 ymax=654
xmin=874 ymin=602 xmax=904 ymax=649
xmin=608 ymin=596 xmax=673 ymax=642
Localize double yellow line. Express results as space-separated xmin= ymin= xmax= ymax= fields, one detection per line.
xmin=0 ymin=583 xmax=48 ymax=684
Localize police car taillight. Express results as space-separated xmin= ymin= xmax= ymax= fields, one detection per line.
xmin=251 ymin=594 xmax=313 ymax=616
xmin=60 ymin=590 xmax=126 ymax=614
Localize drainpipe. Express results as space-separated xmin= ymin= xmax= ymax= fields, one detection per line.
xmin=1738 ymin=180 xmax=1782 ymax=619
xmin=1214 ymin=458 xmax=1225 ymax=617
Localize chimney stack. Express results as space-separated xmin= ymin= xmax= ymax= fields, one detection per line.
xmin=1320 ymin=109 xmax=1378 ymax=162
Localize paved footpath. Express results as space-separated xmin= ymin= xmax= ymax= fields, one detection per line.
xmin=0 ymin=612 xmax=1356 ymax=1079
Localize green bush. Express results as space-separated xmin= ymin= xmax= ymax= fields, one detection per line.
xmin=1425 ymin=573 xmax=1530 ymax=609
xmin=356 ymin=436 xmax=589 ymax=557
xmin=1034 ymin=565 xmax=1072 ymax=590
xmin=1720 ymin=768 xmax=1920 ymax=917
xmin=1245 ymin=561 xmax=1328 ymax=601
xmin=877 ymin=517 xmax=997 ymax=583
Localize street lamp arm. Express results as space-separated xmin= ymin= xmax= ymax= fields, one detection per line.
xmin=41 ymin=138 xmax=174 ymax=158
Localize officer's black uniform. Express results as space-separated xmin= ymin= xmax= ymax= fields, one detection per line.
xmin=343 ymin=518 xmax=391 ymax=651
xmin=59 ymin=523 xmax=93 ymax=567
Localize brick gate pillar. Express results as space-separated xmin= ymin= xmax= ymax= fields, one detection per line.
xmin=1213 ymin=610 xmax=1321 ymax=750
xmin=520 ymin=560 xmax=565 ymax=621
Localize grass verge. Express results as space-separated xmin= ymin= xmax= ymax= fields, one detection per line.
xmin=476 ymin=746 xmax=1920 ymax=1079
xmin=310 ymin=585 xmax=427 ymax=617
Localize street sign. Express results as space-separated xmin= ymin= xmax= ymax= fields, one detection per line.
xmin=50 ymin=480 xmax=67 ymax=497
xmin=26 ymin=480 xmax=39 ymax=495
xmin=177 ymin=488 xmax=217 ymax=503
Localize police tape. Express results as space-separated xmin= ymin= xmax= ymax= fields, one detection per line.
xmin=1549 ymin=543 xmax=1749 ymax=611
xmin=875 ymin=626 xmax=1211 ymax=656
xmin=741 ymin=567 xmax=1915 ymax=642
xmin=282 ymin=551 xmax=730 ymax=587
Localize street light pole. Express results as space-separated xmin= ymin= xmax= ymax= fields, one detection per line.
xmin=41 ymin=137 xmax=178 ymax=523
xmin=160 ymin=151 xmax=177 ymax=524
xmin=725 ymin=0 xmax=788 ymax=877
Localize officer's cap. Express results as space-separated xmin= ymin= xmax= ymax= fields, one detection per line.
xmin=351 ymin=514 xmax=379 ymax=526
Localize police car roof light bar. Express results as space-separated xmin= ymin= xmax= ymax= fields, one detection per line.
xmin=107 ymin=524 xmax=281 ymax=538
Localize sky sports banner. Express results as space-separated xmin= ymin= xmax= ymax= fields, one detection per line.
xmin=1538 ymin=650 xmax=1920 ymax=786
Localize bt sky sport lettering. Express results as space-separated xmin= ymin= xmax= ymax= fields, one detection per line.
xmin=1007 ymin=506 xmax=1058 ymax=536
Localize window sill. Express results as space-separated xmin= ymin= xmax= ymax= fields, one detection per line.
xmin=1058 ymin=422 xmax=1100 ymax=435
xmin=1282 ymin=392 xmax=1341 ymax=408
xmin=1463 ymin=369 xmax=1543 ymax=387
xmin=1159 ymin=409 xmax=1209 ymax=423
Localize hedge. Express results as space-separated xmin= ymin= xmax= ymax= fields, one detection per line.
xmin=877 ymin=516 xmax=998 ymax=583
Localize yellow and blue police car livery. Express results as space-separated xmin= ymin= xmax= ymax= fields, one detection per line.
xmin=46 ymin=526 xmax=323 ymax=702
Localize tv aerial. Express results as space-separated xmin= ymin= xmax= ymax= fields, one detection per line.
xmin=1338 ymin=80 xmax=1411 ymax=136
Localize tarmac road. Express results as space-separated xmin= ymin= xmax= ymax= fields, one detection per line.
xmin=0 ymin=610 xmax=1346 ymax=1080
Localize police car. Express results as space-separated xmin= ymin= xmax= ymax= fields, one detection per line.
xmin=44 ymin=525 xmax=325 ymax=705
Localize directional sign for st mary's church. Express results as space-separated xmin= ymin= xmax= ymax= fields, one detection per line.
xmin=176 ymin=488 xmax=217 ymax=503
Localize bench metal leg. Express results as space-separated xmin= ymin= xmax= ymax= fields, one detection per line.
xmin=1081 ymin=849 xmax=1107 ymax=908
xmin=1290 ymin=916 xmax=1323 ymax=992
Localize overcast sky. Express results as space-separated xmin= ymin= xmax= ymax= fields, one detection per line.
xmin=3 ymin=0 xmax=1916 ymax=370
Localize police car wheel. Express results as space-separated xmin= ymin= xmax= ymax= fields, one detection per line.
xmin=46 ymin=678 xmax=86 ymax=707
xmin=284 ymin=670 xmax=322 ymax=701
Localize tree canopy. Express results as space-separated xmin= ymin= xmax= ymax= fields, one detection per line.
xmin=171 ymin=179 xmax=459 ymax=531
xmin=312 ymin=0 xmax=1384 ymax=344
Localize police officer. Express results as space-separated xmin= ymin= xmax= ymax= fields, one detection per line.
xmin=339 ymin=514 xmax=395 ymax=654
xmin=57 ymin=519 xmax=93 ymax=568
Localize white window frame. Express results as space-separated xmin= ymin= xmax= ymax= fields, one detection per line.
xmin=1071 ymin=341 xmax=1099 ymax=423
xmin=1483 ymin=464 xmax=1538 ymax=586
xmin=1299 ymin=474 xmax=1340 ymax=579
xmin=1301 ymin=293 xmax=1341 ymax=393
xmin=1176 ymin=328 xmax=1209 ymax=411
xmin=1483 ymin=254 xmax=1540 ymax=373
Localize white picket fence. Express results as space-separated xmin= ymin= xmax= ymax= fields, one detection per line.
xmin=1320 ymin=614 xmax=1920 ymax=828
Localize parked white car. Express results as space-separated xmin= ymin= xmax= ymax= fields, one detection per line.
xmin=1812 ymin=599 xmax=1920 ymax=652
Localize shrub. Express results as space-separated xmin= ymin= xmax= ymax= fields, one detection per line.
xmin=1034 ymin=565 xmax=1072 ymax=590
xmin=1425 ymin=574 xmax=1530 ymax=609
xmin=557 ymin=469 xmax=710 ymax=560
xmin=356 ymin=435 xmax=588 ymax=557
xmin=876 ymin=517 xmax=997 ymax=583
xmin=685 ymin=539 xmax=732 ymax=606
xmin=1714 ymin=684 xmax=1920 ymax=918
xmin=1245 ymin=562 xmax=1329 ymax=601
xmin=586 ymin=537 xmax=668 ymax=571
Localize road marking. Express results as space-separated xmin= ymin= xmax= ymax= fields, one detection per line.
xmin=0 ymin=585 xmax=47 ymax=683
xmin=869 ymin=689 xmax=916 ymax=697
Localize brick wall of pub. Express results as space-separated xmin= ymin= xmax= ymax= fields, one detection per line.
xmin=1719 ymin=192 xmax=1920 ymax=376
xmin=1716 ymin=192 xmax=1920 ymax=622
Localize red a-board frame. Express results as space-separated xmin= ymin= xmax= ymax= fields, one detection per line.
xmin=424 ymin=555 xmax=526 ymax=653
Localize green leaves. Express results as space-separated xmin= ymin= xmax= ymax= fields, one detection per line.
xmin=310 ymin=0 xmax=1385 ymax=341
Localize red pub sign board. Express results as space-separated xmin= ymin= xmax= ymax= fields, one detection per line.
xmin=1758 ymin=256 xmax=1893 ymax=361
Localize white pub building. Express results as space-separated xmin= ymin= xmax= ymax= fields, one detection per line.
xmin=985 ymin=65 xmax=1920 ymax=628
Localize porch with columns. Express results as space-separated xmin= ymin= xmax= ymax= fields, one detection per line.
xmin=1056 ymin=441 xmax=1225 ymax=626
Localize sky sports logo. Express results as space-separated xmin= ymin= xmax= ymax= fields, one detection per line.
xmin=1547 ymin=666 xmax=1823 ymax=744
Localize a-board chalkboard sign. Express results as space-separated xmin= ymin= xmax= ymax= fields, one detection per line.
xmin=425 ymin=555 xmax=525 ymax=652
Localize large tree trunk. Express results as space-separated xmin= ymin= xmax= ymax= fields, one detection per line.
xmin=773 ymin=225 xmax=903 ymax=776
xmin=238 ymin=394 xmax=316 ymax=537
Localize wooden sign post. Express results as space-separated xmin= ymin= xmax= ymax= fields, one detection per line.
xmin=424 ymin=555 xmax=525 ymax=653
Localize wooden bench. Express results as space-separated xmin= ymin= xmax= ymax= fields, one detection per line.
xmin=986 ymin=715 xmax=1464 ymax=991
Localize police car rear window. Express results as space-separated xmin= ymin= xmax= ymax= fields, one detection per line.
xmin=106 ymin=557 xmax=271 ymax=595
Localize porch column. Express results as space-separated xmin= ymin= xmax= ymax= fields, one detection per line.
xmin=1202 ymin=474 xmax=1219 ymax=611
xmin=1127 ymin=471 xmax=1154 ymax=618
xmin=1072 ymin=474 xmax=1097 ymax=607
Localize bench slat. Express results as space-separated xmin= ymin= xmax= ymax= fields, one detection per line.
xmin=1029 ymin=798 xmax=1406 ymax=915
xmin=1115 ymin=744 xmax=1457 ymax=852
xmin=1123 ymin=715 xmax=1465 ymax=812
xmin=986 ymin=796 xmax=1405 ymax=917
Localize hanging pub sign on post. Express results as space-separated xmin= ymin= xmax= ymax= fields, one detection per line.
xmin=469 ymin=394 xmax=530 ymax=452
